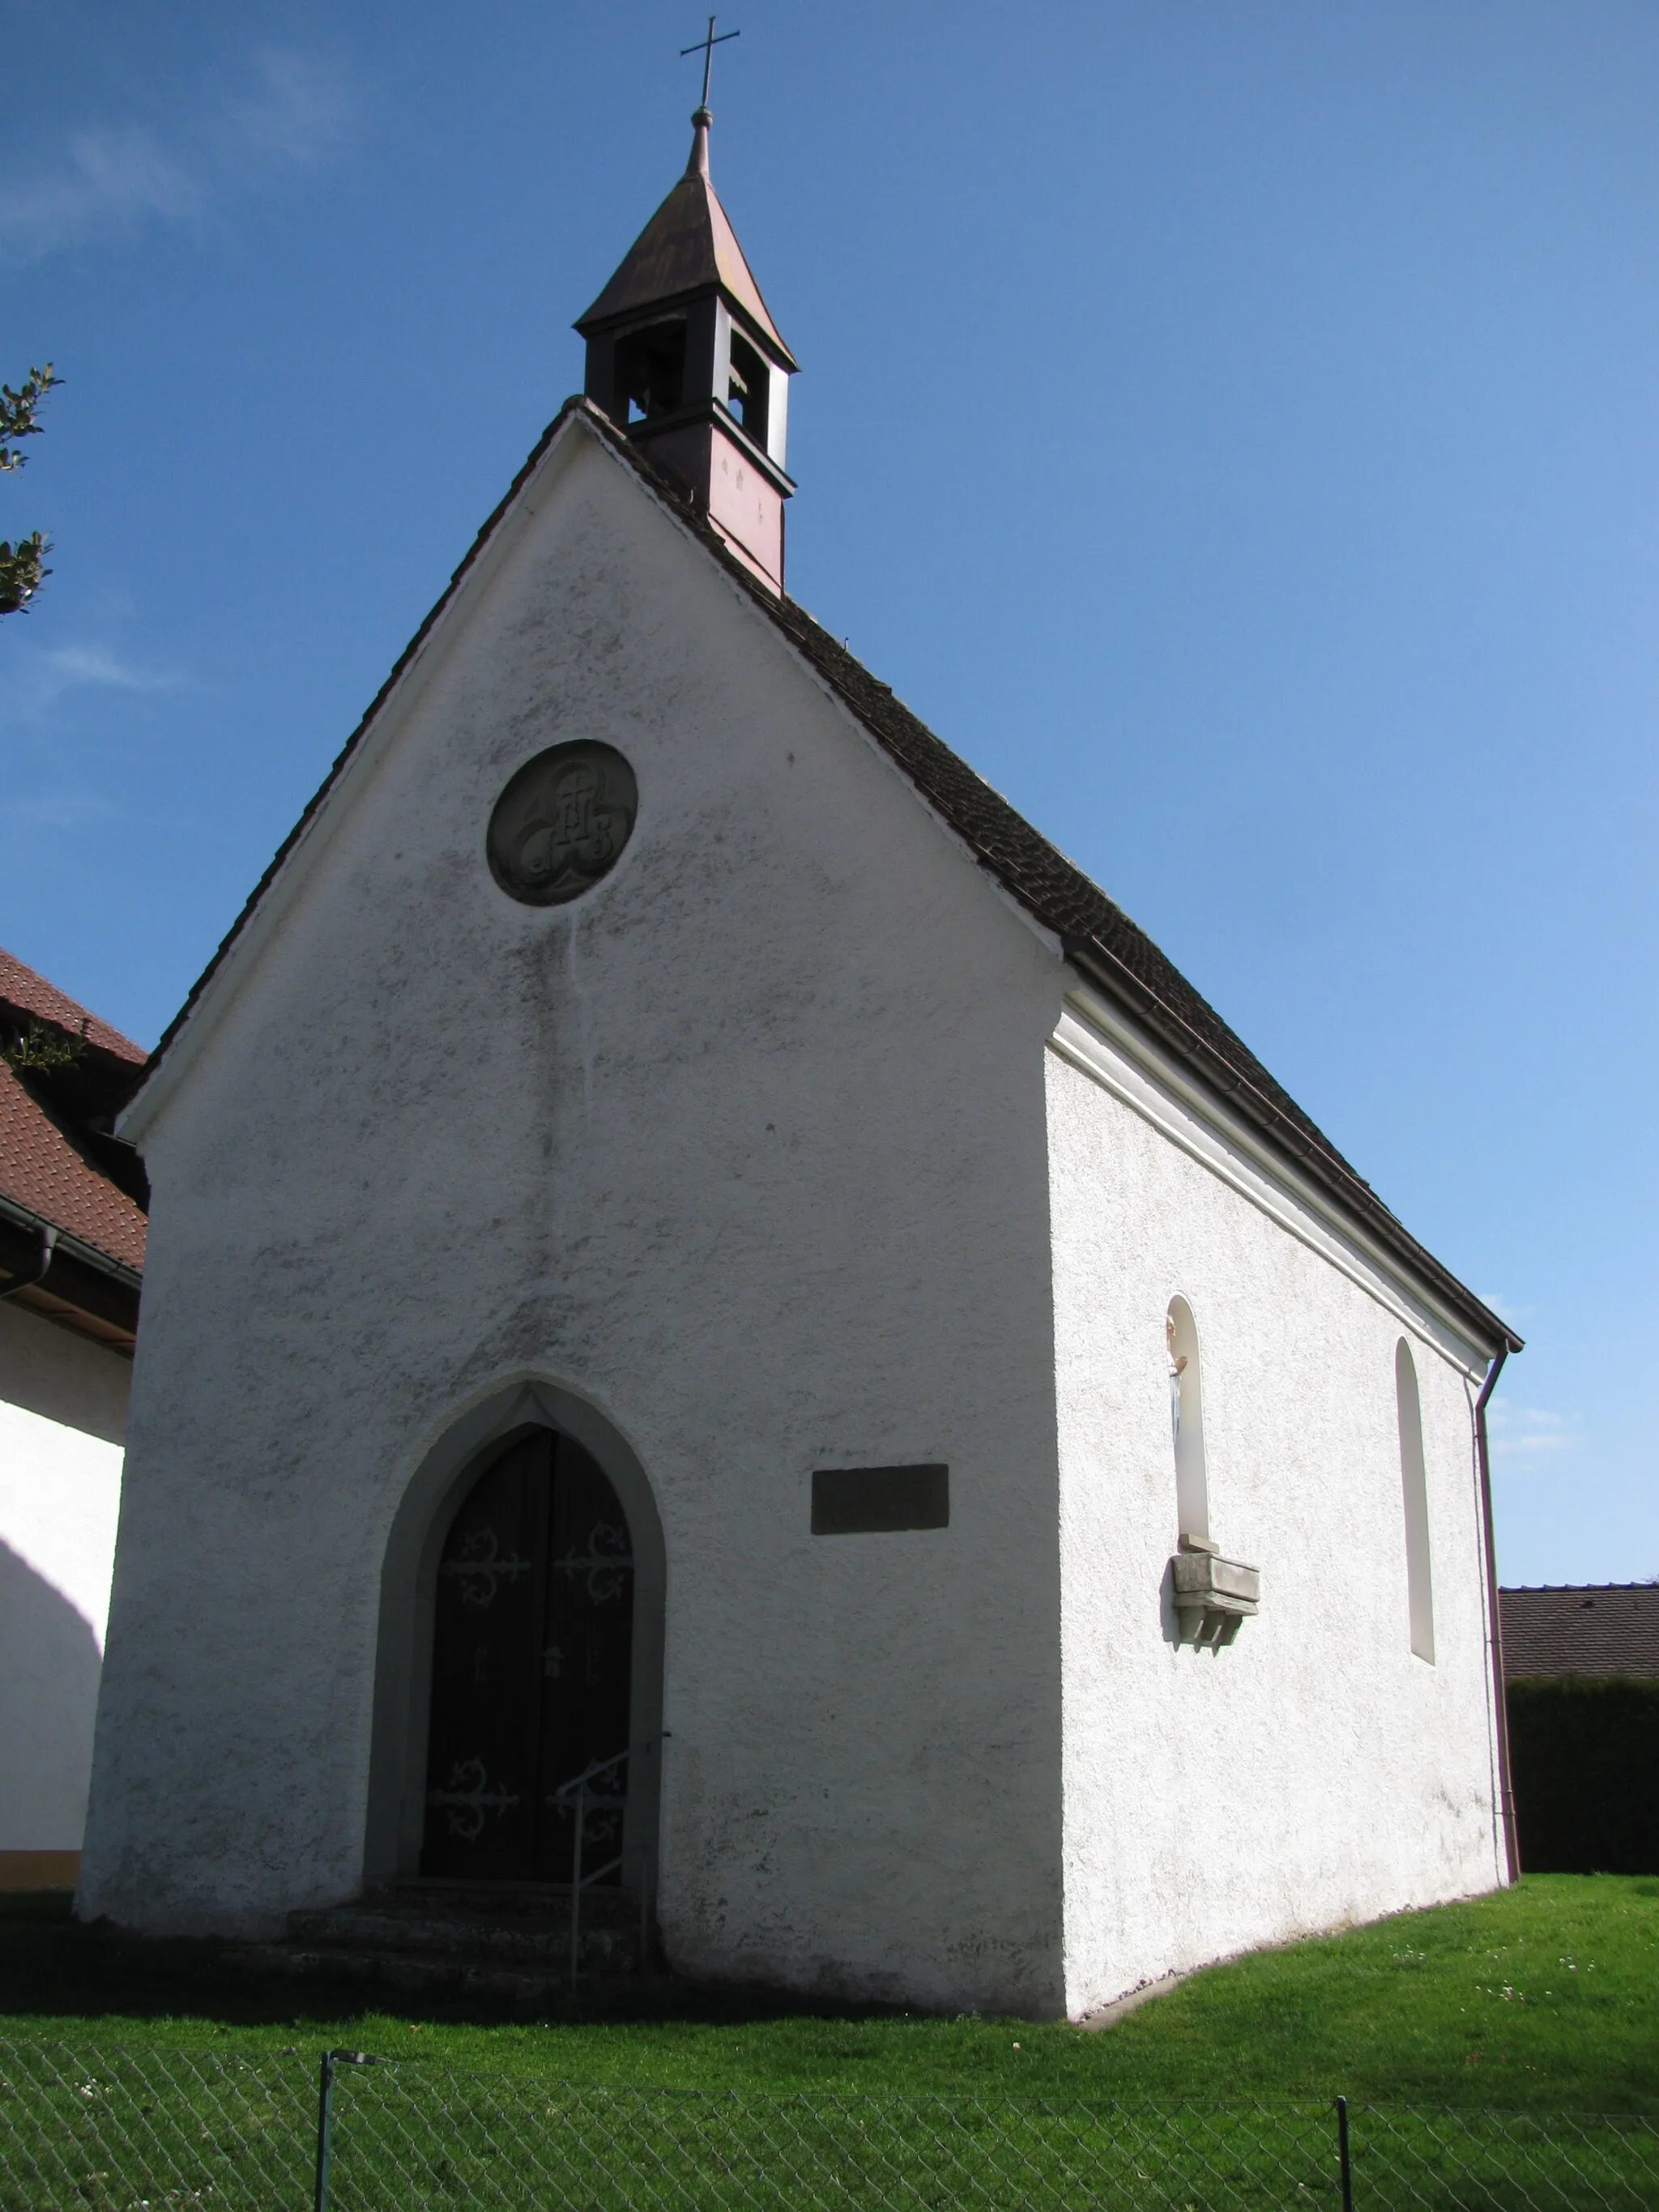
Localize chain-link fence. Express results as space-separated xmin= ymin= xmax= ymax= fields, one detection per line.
xmin=1 ymin=2040 xmax=1654 ymax=2212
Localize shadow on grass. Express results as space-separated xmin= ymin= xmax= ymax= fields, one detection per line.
xmin=0 ymin=1892 xmax=917 ymax=2035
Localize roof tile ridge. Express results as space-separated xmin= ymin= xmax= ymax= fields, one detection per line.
xmin=1503 ymin=1581 xmax=1659 ymax=1592
xmin=759 ymin=583 xmax=1392 ymax=1188
xmin=564 ymin=413 xmax=1510 ymax=1345
xmin=722 ymin=569 xmax=1513 ymax=1350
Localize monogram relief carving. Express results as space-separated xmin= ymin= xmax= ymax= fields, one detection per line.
xmin=487 ymin=741 xmax=638 ymax=906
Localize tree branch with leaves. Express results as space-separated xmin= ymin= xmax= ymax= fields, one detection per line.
xmin=1 ymin=364 xmax=62 ymax=616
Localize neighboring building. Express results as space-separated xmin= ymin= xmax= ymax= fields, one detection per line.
xmin=0 ymin=948 xmax=147 ymax=1891
xmin=1500 ymin=1583 xmax=1659 ymax=1681
xmin=80 ymin=109 xmax=1520 ymax=2016
xmin=1500 ymin=1583 xmax=1659 ymax=1876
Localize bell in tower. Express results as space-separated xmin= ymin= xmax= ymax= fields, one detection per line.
xmin=576 ymin=100 xmax=797 ymax=593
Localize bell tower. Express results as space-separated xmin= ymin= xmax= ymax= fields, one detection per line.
xmin=576 ymin=103 xmax=797 ymax=593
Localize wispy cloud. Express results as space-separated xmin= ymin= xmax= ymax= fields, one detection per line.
xmin=0 ymin=639 xmax=187 ymax=717
xmin=0 ymin=49 xmax=355 ymax=262
xmin=39 ymin=644 xmax=182 ymax=697
xmin=1488 ymin=1401 xmax=1582 ymax=1460
xmin=0 ymin=126 xmax=203 ymax=259
xmin=216 ymin=49 xmax=356 ymax=175
xmin=7 ymin=790 xmax=124 ymax=832
xmin=0 ymin=639 xmax=192 ymax=836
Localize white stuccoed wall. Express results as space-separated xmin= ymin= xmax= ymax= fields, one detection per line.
xmin=81 ymin=419 xmax=1069 ymax=2013
xmin=79 ymin=413 xmax=1506 ymax=2015
xmin=0 ymin=1300 xmax=129 ymax=1854
xmin=1048 ymin=997 xmax=1506 ymax=2017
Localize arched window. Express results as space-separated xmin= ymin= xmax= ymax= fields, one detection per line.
xmin=1395 ymin=1339 xmax=1435 ymax=1662
xmin=1166 ymin=1297 xmax=1209 ymax=1545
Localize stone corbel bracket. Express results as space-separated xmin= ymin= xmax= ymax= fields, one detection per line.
xmin=1171 ymin=1545 xmax=1260 ymax=1647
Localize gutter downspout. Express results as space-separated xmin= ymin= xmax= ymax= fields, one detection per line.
xmin=0 ymin=1222 xmax=58 ymax=1301
xmin=0 ymin=1195 xmax=141 ymax=1294
xmin=1474 ymin=1342 xmax=1518 ymax=1882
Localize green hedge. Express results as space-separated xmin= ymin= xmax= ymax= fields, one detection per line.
xmin=1508 ymin=1675 xmax=1659 ymax=1873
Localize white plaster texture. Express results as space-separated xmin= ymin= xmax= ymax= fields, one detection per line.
xmin=79 ymin=411 xmax=1508 ymax=2016
xmin=1048 ymin=1001 xmax=1506 ymax=2017
xmin=83 ymin=418 xmax=1067 ymax=2013
xmin=0 ymin=1300 xmax=128 ymax=1851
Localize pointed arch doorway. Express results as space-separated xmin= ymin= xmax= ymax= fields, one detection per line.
xmin=420 ymin=1428 xmax=635 ymax=1882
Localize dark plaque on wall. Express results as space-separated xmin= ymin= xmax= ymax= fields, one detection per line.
xmin=811 ymin=1464 xmax=950 ymax=1535
xmin=487 ymin=741 xmax=638 ymax=906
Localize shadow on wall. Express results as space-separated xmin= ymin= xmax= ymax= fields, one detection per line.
xmin=0 ymin=1540 xmax=104 ymax=1852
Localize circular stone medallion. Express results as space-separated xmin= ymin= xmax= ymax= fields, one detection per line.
xmin=486 ymin=741 xmax=638 ymax=906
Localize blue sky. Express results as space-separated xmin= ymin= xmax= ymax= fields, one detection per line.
xmin=4 ymin=0 xmax=1655 ymax=1585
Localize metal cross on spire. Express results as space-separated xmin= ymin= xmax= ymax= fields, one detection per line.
xmin=681 ymin=15 xmax=739 ymax=113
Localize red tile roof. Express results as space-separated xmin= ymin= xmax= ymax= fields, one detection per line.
xmin=0 ymin=1062 xmax=147 ymax=1272
xmin=0 ymin=946 xmax=147 ymax=1275
xmin=0 ymin=946 xmax=143 ymax=1065
xmin=1500 ymin=1584 xmax=1659 ymax=1681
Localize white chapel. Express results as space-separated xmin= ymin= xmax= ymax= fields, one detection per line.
xmin=79 ymin=101 xmax=1522 ymax=2019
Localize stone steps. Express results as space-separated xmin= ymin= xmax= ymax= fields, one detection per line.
xmin=387 ymin=1878 xmax=642 ymax=1928
xmin=228 ymin=1882 xmax=648 ymax=2001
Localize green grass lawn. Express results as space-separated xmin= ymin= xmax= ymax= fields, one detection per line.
xmin=2 ymin=1873 xmax=1655 ymax=2112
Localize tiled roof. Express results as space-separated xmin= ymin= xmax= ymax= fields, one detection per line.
xmin=0 ymin=1061 xmax=147 ymax=1272
xmin=0 ymin=945 xmax=143 ymax=1065
xmin=575 ymin=123 xmax=795 ymax=364
xmin=763 ymin=595 xmax=1369 ymax=1179
xmin=0 ymin=946 xmax=147 ymax=1278
xmin=1500 ymin=1584 xmax=1659 ymax=1681
xmin=134 ymin=398 xmax=1516 ymax=1357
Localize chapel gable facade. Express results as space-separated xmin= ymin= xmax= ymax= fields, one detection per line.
xmin=79 ymin=108 xmax=1518 ymax=2018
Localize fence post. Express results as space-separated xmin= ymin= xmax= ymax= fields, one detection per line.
xmin=313 ymin=2051 xmax=335 ymax=2212
xmin=1335 ymin=2095 xmax=1353 ymax=2212
xmin=315 ymin=2050 xmax=372 ymax=2212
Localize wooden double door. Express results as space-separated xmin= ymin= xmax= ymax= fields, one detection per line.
xmin=420 ymin=1430 xmax=634 ymax=1882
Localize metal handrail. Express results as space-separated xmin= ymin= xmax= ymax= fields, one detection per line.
xmin=548 ymin=1732 xmax=670 ymax=1987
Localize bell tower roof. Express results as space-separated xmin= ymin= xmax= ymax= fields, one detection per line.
xmin=575 ymin=111 xmax=797 ymax=371
xmin=576 ymin=84 xmax=798 ymax=595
